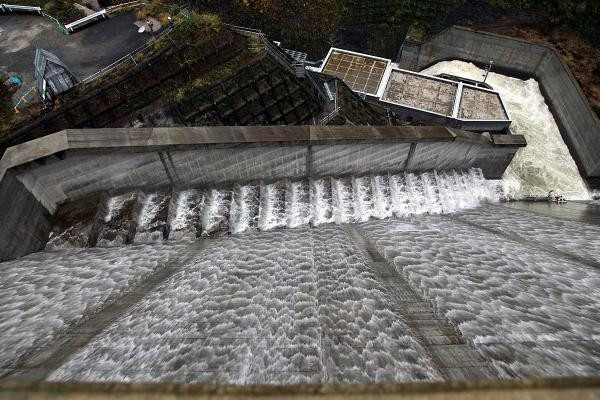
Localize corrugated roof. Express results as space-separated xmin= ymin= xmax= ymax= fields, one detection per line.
xmin=34 ymin=49 xmax=78 ymax=99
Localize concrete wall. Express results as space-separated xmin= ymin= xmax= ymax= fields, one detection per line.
xmin=0 ymin=170 xmax=52 ymax=261
xmin=0 ymin=127 xmax=525 ymax=214
xmin=0 ymin=126 xmax=524 ymax=261
xmin=398 ymin=26 xmax=600 ymax=179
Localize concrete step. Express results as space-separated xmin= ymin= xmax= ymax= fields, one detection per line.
xmin=342 ymin=225 xmax=499 ymax=380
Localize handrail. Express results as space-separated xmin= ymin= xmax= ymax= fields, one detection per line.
xmin=305 ymin=71 xmax=329 ymax=103
xmin=1 ymin=1 xmax=144 ymax=35
xmin=0 ymin=4 xmax=41 ymax=13
xmin=64 ymin=9 xmax=107 ymax=32
xmin=320 ymin=106 xmax=341 ymax=125
xmin=105 ymin=0 xmax=142 ymax=12
xmin=80 ymin=22 xmax=180 ymax=84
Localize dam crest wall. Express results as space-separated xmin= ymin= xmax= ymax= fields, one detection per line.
xmin=0 ymin=125 xmax=524 ymax=261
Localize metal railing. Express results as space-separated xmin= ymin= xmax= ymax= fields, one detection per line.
xmin=222 ymin=23 xmax=297 ymax=75
xmin=81 ymin=22 xmax=180 ymax=84
xmin=320 ymin=106 xmax=341 ymax=125
xmin=1 ymin=1 xmax=144 ymax=35
xmin=64 ymin=9 xmax=108 ymax=32
xmin=0 ymin=3 xmax=40 ymax=13
xmin=222 ymin=22 xmax=334 ymax=106
xmin=305 ymin=71 xmax=329 ymax=103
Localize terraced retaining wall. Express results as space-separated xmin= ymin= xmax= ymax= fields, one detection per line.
xmin=398 ymin=26 xmax=600 ymax=179
xmin=0 ymin=125 xmax=524 ymax=261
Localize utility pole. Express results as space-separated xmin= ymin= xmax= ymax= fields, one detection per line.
xmin=483 ymin=60 xmax=493 ymax=84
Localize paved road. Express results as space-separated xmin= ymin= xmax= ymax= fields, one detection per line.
xmin=0 ymin=12 xmax=149 ymax=102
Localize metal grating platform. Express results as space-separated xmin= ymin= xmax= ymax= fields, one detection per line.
xmin=321 ymin=50 xmax=388 ymax=95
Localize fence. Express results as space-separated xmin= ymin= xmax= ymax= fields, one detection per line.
xmin=81 ymin=22 xmax=180 ymax=84
xmin=223 ymin=22 xmax=331 ymax=105
xmin=1 ymin=1 xmax=143 ymax=35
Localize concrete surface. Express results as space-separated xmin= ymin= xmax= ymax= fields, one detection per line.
xmin=0 ymin=126 xmax=525 ymax=212
xmin=1 ymin=377 xmax=600 ymax=399
xmin=398 ymin=26 xmax=600 ymax=179
xmin=382 ymin=71 xmax=457 ymax=117
xmin=0 ymin=12 xmax=149 ymax=102
xmin=503 ymin=201 xmax=600 ymax=227
xmin=0 ymin=170 xmax=51 ymax=261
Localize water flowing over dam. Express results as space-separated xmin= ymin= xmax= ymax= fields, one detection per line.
xmin=422 ymin=61 xmax=591 ymax=201
xmin=47 ymin=169 xmax=501 ymax=248
xmin=2 ymin=201 xmax=600 ymax=384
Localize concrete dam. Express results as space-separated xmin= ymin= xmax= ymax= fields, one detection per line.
xmin=2 ymin=123 xmax=600 ymax=387
xmin=0 ymin=125 xmax=523 ymax=261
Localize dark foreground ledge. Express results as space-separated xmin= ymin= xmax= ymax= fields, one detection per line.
xmin=1 ymin=377 xmax=599 ymax=399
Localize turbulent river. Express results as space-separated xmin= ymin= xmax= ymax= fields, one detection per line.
xmin=422 ymin=61 xmax=591 ymax=201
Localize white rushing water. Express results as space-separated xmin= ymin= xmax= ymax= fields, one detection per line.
xmin=361 ymin=206 xmax=600 ymax=378
xmin=0 ymin=242 xmax=189 ymax=371
xmin=422 ymin=61 xmax=591 ymax=201
xmin=3 ymin=203 xmax=600 ymax=381
xmin=162 ymin=169 xmax=501 ymax=238
xmin=48 ymin=226 xmax=441 ymax=384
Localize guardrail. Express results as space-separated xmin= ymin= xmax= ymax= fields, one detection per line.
xmin=222 ymin=23 xmax=297 ymax=76
xmin=0 ymin=3 xmax=40 ymax=13
xmin=320 ymin=106 xmax=341 ymax=125
xmin=1 ymin=1 xmax=144 ymax=34
xmin=64 ymin=9 xmax=107 ymax=32
xmin=80 ymin=22 xmax=180 ymax=84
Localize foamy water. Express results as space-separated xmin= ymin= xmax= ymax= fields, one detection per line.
xmin=48 ymin=227 xmax=440 ymax=384
xmin=422 ymin=61 xmax=591 ymax=201
xmin=0 ymin=243 xmax=188 ymax=371
xmin=361 ymin=206 xmax=600 ymax=378
xmin=164 ymin=169 xmax=501 ymax=238
xmin=2 ymin=204 xmax=600 ymax=381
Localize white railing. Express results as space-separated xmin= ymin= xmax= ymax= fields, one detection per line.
xmin=64 ymin=9 xmax=107 ymax=32
xmin=320 ymin=106 xmax=341 ymax=125
xmin=0 ymin=4 xmax=41 ymax=13
xmin=2 ymin=1 xmax=144 ymax=34
xmin=81 ymin=22 xmax=180 ymax=84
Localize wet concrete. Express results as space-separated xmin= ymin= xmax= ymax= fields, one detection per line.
xmin=502 ymin=201 xmax=600 ymax=227
xmin=343 ymin=225 xmax=498 ymax=380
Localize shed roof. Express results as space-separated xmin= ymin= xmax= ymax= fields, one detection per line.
xmin=34 ymin=49 xmax=78 ymax=99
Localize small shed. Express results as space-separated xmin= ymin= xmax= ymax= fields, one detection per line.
xmin=34 ymin=49 xmax=78 ymax=101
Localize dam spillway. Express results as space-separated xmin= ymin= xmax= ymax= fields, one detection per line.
xmin=2 ymin=125 xmax=600 ymax=386
xmin=0 ymin=125 xmax=524 ymax=261
xmin=46 ymin=169 xmax=500 ymax=249
xmin=2 ymin=203 xmax=600 ymax=383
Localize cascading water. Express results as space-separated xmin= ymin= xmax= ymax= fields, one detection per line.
xmin=134 ymin=192 xmax=171 ymax=243
xmin=229 ymin=184 xmax=259 ymax=234
xmin=49 ymin=169 xmax=501 ymax=248
xmin=421 ymin=61 xmax=591 ymax=201
xmin=168 ymin=189 xmax=203 ymax=240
